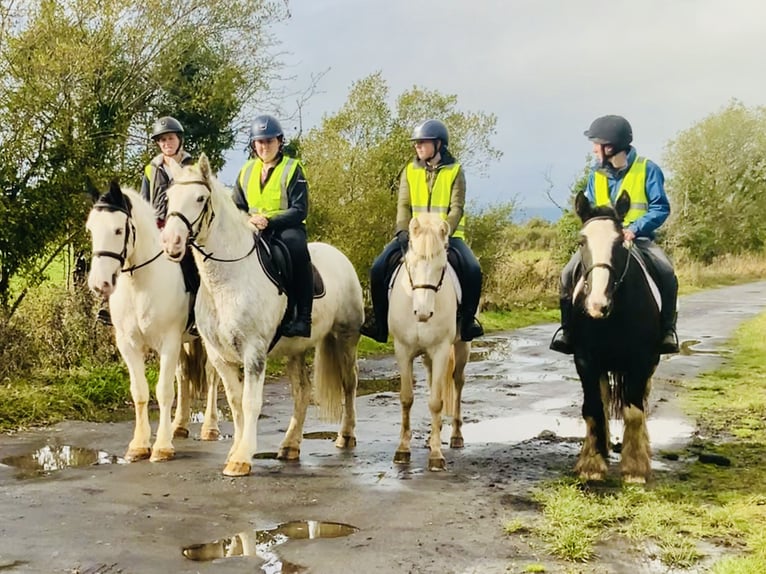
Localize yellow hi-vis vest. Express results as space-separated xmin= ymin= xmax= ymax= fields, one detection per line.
xmin=406 ymin=162 xmax=466 ymax=239
xmin=238 ymin=156 xmax=300 ymax=218
xmin=594 ymin=157 xmax=649 ymax=225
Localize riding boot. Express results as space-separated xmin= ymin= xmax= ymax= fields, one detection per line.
xmin=549 ymin=296 xmax=574 ymax=354
xmin=459 ymin=294 xmax=484 ymax=341
xmin=282 ymin=266 xmax=313 ymax=338
xmin=96 ymin=302 xmax=113 ymax=327
xmin=360 ymin=273 xmax=390 ymax=343
xmin=659 ymin=292 xmax=679 ymax=355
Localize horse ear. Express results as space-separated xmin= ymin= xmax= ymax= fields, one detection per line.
xmin=615 ymin=190 xmax=631 ymax=222
xmin=198 ymin=153 xmax=212 ymax=180
xmin=440 ymin=219 xmax=450 ymax=241
xmin=410 ymin=216 xmax=421 ymax=236
xmin=84 ymin=175 xmax=100 ymax=202
xmin=103 ymin=179 xmax=123 ymax=204
xmin=574 ymin=190 xmax=592 ymax=223
xmin=166 ymin=158 xmax=183 ymax=179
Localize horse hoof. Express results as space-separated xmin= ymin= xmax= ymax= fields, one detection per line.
xmin=223 ymin=461 xmax=251 ymax=477
xmin=200 ymin=428 xmax=221 ymax=441
xmin=450 ymin=437 xmax=464 ymax=449
xmin=428 ymin=457 xmax=447 ymax=471
xmin=335 ymin=434 xmax=357 ymax=449
xmin=277 ymin=447 xmax=300 ymax=461
xmin=125 ymin=447 xmax=151 ymax=462
xmin=150 ymin=448 xmax=175 ymax=462
xmin=393 ymin=451 xmax=411 ymax=464
xmin=173 ymin=427 xmax=190 ymax=439
xmin=578 ymin=471 xmax=606 ymax=482
xmin=622 ymin=474 xmax=648 ymax=485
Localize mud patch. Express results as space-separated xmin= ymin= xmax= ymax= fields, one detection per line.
xmin=1 ymin=445 xmax=125 ymax=478
xmin=357 ymin=376 xmax=399 ymax=396
xmin=182 ymin=520 xmax=358 ymax=570
xmin=302 ymin=431 xmax=337 ymax=440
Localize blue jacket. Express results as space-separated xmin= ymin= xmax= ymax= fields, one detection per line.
xmin=585 ymin=147 xmax=670 ymax=239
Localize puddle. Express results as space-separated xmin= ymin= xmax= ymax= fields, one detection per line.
xmin=182 ymin=520 xmax=358 ymax=571
xmin=302 ymin=431 xmax=337 ymax=440
xmin=679 ymin=339 xmax=725 ymax=356
xmin=461 ymin=413 xmax=695 ymax=448
xmin=1 ymin=445 xmax=126 ymax=478
xmin=357 ymin=376 xmax=399 ymax=396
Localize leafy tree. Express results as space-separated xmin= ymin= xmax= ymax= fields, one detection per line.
xmin=664 ymin=101 xmax=766 ymax=262
xmin=299 ymin=72 xmax=502 ymax=289
xmin=0 ymin=0 xmax=286 ymax=315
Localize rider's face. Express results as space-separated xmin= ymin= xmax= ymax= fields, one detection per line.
xmin=254 ymin=138 xmax=280 ymax=163
xmin=414 ymin=139 xmax=437 ymax=160
xmin=156 ymin=133 xmax=181 ymax=156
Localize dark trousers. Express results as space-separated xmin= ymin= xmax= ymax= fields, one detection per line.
xmin=369 ymin=236 xmax=482 ymax=338
xmin=560 ymin=238 xmax=677 ymax=330
xmin=276 ymin=226 xmax=313 ymax=318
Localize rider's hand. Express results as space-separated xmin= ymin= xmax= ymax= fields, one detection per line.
xmin=623 ymin=228 xmax=636 ymax=242
xmin=249 ymin=214 xmax=269 ymax=231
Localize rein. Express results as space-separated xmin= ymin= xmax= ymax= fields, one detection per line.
xmin=166 ymin=178 xmax=257 ymax=264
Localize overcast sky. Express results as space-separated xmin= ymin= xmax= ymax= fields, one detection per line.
xmin=219 ymin=0 xmax=766 ymax=211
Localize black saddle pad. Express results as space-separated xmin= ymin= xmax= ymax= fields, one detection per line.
xmin=255 ymin=234 xmax=325 ymax=298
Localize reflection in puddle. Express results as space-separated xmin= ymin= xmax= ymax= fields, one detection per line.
xmin=462 ymin=414 xmax=695 ymax=447
xmin=302 ymin=431 xmax=337 ymax=440
xmin=1 ymin=445 xmax=126 ymax=478
xmin=183 ymin=520 xmax=358 ymax=571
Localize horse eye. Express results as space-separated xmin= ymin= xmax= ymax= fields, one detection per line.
xmin=115 ymin=228 xmax=123 ymax=236
xmin=196 ymin=195 xmax=205 ymax=203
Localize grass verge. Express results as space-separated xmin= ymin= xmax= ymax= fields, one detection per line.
xmin=510 ymin=312 xmax=766 ymax=572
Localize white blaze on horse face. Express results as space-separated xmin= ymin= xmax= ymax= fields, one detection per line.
xmin=410 ymin=256 xmax=438 ymax=321
xmin=86 ymin=209 xmax=128 ymax=298
xmin=582 ymin=219 xmax=620 ymax=318
xmin=162 ymin=179 xmax=207 ymax=260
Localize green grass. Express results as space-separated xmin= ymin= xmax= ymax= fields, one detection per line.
xmin=515 ymin=312 xmax=766 ymax=570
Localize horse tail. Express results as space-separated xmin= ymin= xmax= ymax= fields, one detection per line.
xmin=314 ymin=331 xmax=357 ymax=422
xmin=443 ymin=346 xmax=458 ymax=418
xmin=179 ymin=338 xmax=207 ymax=400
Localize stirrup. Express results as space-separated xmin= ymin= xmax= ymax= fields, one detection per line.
xmin=549 ymin=327 xmax=573 ymax=354
xmin=283 ymin=319 xmax=311 ymax=338
xmin=460 ymin=318 xmax=484 ymax=341
xmin=96 ymin=308 xmax=113 ymax=327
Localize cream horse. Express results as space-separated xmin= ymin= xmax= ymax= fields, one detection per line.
xmin=161 ymin=154 xmax=364 ymax=477
xmin=389 ymin=213 xmax=470 ymax=471
xmin=86 ymin=182 xmax=220 ymax=462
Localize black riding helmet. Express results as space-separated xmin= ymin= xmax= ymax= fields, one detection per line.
xmin=151 ymin=116 xmax=184 ymax=141
xmin=249 ymin=114 xmax=284 ymax=144
xmin=410 ymin=119 xmax=449 ymax=147
xmin=584 ymin=115 xmax=633 ymax=150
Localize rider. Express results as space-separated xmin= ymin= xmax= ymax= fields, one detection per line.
xmin=232 ymin=114 xmax=313 ymax=338
xmin=549 ymin=114 xmax=679 ymax=355
xmin=97 ymin=115 xmax=198 ymax=327
xmin=360 ymin=119 xmax=484 ymax=343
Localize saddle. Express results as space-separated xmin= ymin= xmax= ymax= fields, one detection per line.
xmin=255 ymin=234 xmax=325 ymax=299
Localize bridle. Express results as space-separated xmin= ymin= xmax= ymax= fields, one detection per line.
xmin=404 ymin=252 xmax=446 ymax=293
xmin=580 ymin=216 xmax=632 ymax=294
xmin=166 ymin=178 xmax=257 ymax=263
xmin=92 ymin=202 xmax=162 ymax=275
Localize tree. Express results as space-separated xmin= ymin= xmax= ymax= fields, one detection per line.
xmin=664 ymin=101 xmax=766 ymax=262
xmin=0 ymin=0 xmax=287 ymax=315
xmin=299 ymin=72 xmax=502 ymax=288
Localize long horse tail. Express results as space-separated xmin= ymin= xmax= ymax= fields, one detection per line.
xmin=179 ymin=338 xmax=207 ymax=400
xmin=313 ymin=330 xmax=357 ymax=422
xmin=443 ymin=346 xmax=458 ymax=418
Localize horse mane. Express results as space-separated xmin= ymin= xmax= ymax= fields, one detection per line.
xmin=410 ymin=214 xmax=447 ymax=260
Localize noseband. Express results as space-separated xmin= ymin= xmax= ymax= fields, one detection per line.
xmin=405 ymin=255 xmax=446 ymax=292
xmin=92 ymin=202 xmax=163 ymax=274
xmin=580 ymin=217 xmax=632 ymax=293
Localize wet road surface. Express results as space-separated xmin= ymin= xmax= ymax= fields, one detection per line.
xmin=2 ymin=282 xmax=766 ymax=574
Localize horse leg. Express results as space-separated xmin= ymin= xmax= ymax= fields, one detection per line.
xmin=278 ymin=353 xmax=310 ymax=461
xmin=200 ymin=362 xmax=221 ymax=441
xmin=150 ymin=336 xmax=182 ymax=462
xmin=171 ymin=343 xmax=192 ymax=439
xmin=426 ymin=345 xmax=451 ymax=471
xmin=208 ymin=352 xmax=243 ymax=465
xmin=620 ymin=371 xmax=653 ymax=483
xmin=574 ymin=369 xmax=610 ymax=481
xmin=393 ymin=344 xmax=415 ymax=464
xmin=449 ymin=342 xmax=470 ymax=449
xmin=223 ymin=349 xmax=267 ymax=477
xmin=116 ymin=337 xmax=151 ymax=462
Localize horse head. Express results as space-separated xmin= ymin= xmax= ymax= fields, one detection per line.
xmin=405 ymin=213 xmax=450 ymax=322
xmin=86 ymin=180 xmax=135 ymax=298
xmin=162 ymin=153 xmax=215 ymax=261
xmin=574 ymin=189 xmax=631 ymax=319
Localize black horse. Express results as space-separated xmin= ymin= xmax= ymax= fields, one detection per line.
xmin=570 ymin=190 xmax=661 ymax=483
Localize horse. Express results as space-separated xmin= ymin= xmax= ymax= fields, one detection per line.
xmin=388 ymin=213 xmax=470 ymax=471
xmin=86 ymin=182 xmax=221 ymax=462
xmin=570 ymin=189 xmax=661 ymax=483
xmin=160 ymin=153 xmax=364 ymax=477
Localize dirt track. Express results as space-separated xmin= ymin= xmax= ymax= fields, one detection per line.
xmin=2 ymin=282 xmax=766 ymax=574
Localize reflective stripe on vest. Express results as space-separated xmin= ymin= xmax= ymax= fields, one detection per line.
xmin=594 ymin=157 xmax=649 ymax=225
xmin=240 ymin=156 xmax=300 ymax=218
xmin=406 ymin=162 xmax=466 ymax=239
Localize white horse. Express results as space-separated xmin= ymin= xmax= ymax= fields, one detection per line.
xmin=389 ymin=213 xmax=471 ymax=471
xmin=86 ymin=182 xmax=220 ymax=462
xmin=161 ymin=154 xmax=364 ymax=477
